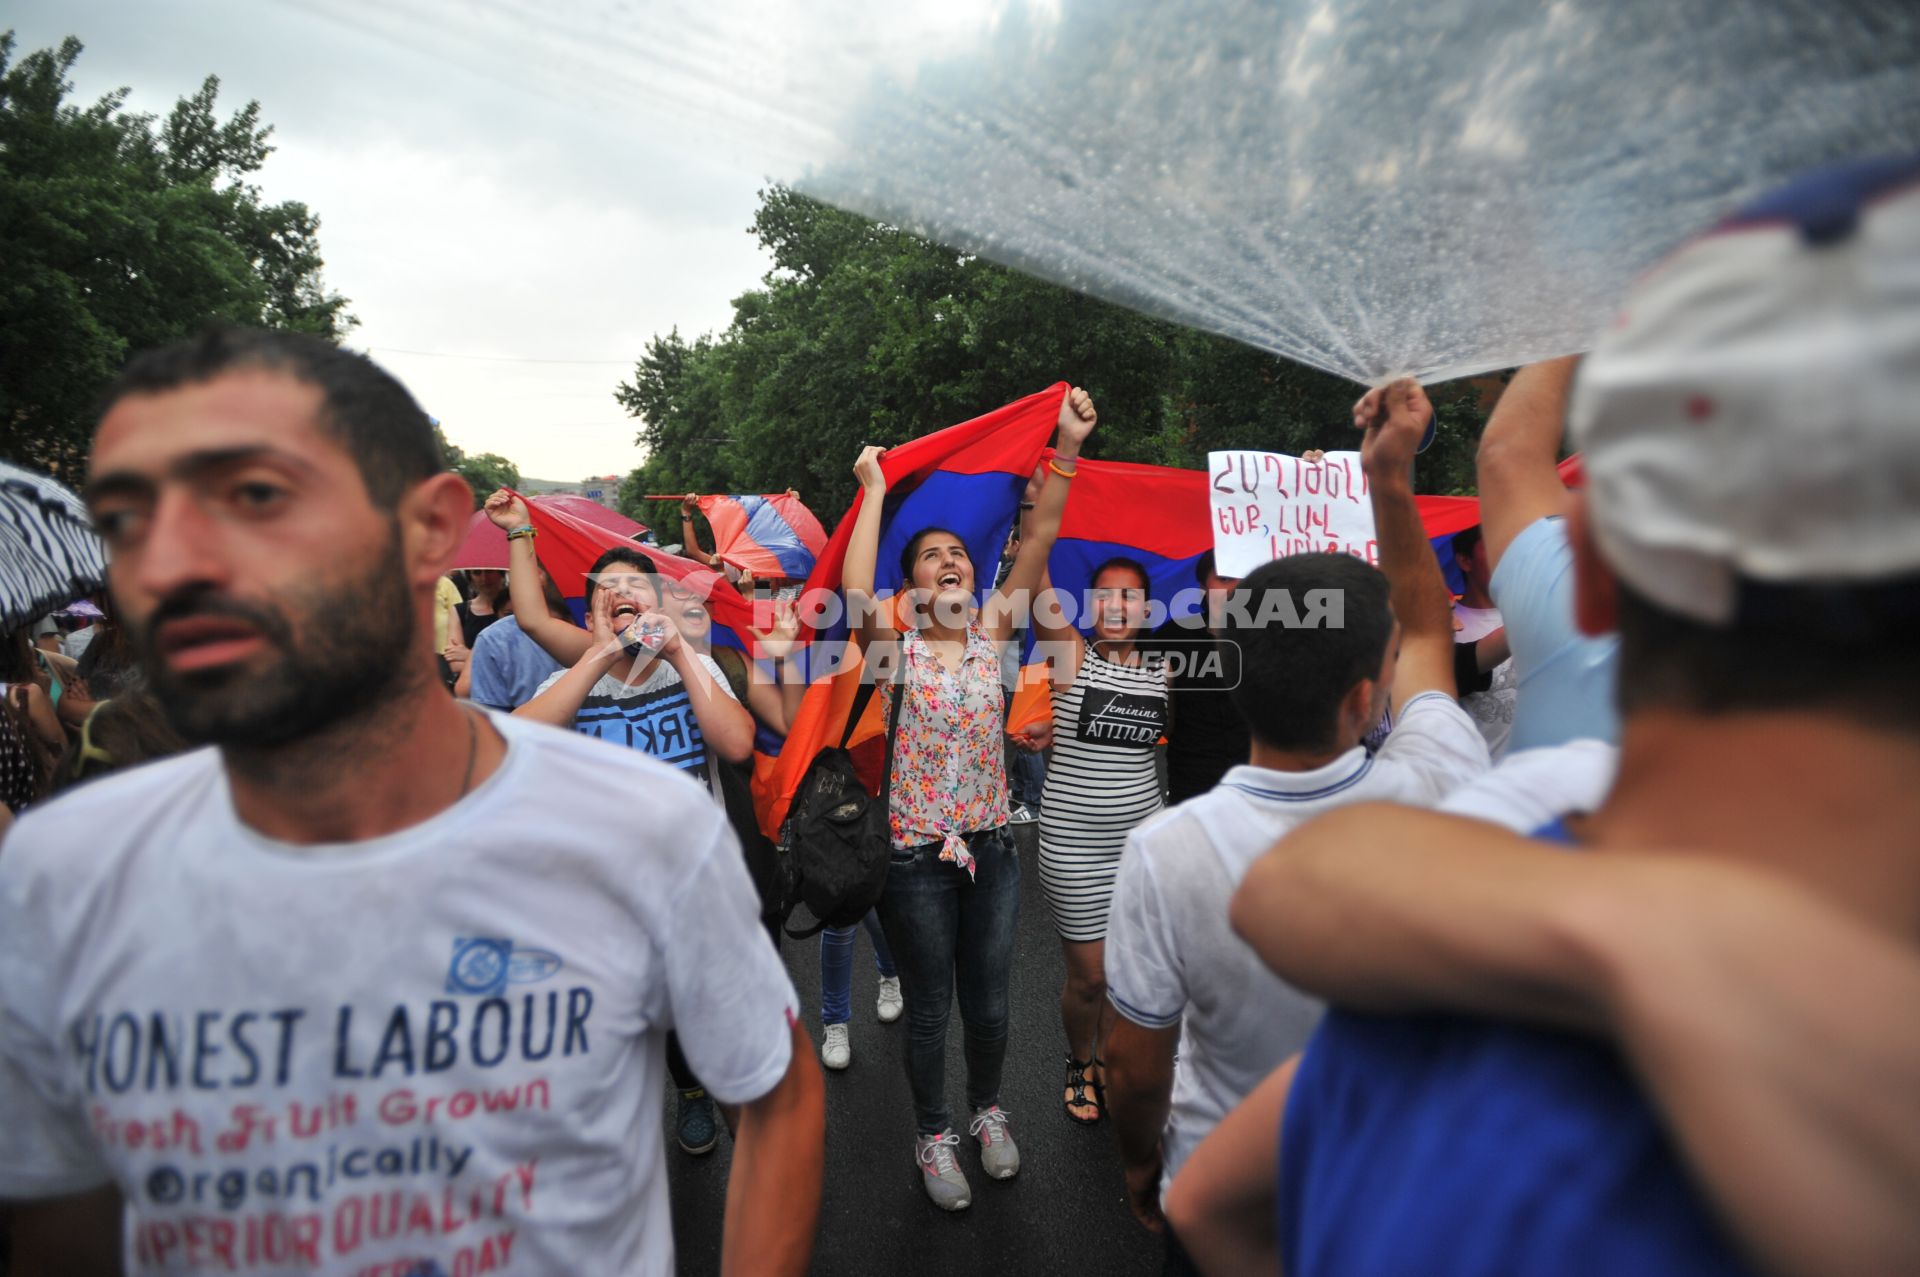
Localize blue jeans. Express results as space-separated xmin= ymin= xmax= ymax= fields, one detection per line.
xmin=820 ymin=909 xmax=897 ymax=1025
xmin=874 ymin=827 xmax=1022 ymax=1135
xmin=1008 ymin=746 xmax=1047 ymax=807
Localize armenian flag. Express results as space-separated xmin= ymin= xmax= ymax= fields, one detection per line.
xmin=1013 ymin=455 xmax=1481 ymax=726
xmin=512 ymin=491 xmax=760 ymax=652
xmin=751 ymin=384 xmax=1068 ymax=839
xmin=694 ymin=493 xmax=829 ymax=580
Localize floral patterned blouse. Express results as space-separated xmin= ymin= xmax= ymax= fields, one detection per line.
xmin=885 ymin=624 xmax=1010 ymax=877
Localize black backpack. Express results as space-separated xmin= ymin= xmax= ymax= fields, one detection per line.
xmin=777 ymin=679 xmax=904 ymax=939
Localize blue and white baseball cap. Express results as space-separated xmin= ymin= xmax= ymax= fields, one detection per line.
xmin=1572 ymin=154 xmax=1920 ymax=627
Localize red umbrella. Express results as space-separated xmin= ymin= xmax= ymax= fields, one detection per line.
xmin=453 ymin=511 xmax=511 ymax=570
xmin=536 ymin=494 xmax=648 ymax=539
xmin=451 ymin=497 xmax=649 ymax=570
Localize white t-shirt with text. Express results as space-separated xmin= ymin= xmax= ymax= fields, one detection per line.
xmin=0 ymin=712 xmax=796 ymax=1275
xmin=536 ymin=652 xmax=737 ymax=783
xmin=1104 ymin=692 xmax=1490 ymax=1194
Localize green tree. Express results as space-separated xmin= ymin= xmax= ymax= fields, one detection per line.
xmin=430 ymin=422 xmax=520 ymax=508
xmin=431 ymin=422 xmax=465 ymax=471
xmin=615 ymin=187 xmax=1483 ymax=529
xmin=0 ymin=34 xmax=355 ymax=475
xmin=453 ymin=453 xmax=521 ymax=506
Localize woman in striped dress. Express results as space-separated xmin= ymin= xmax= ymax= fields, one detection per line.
xmin=1035 ymin=556 xmax=1168 ymax=1123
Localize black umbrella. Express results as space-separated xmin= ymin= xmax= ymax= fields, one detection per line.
xmin=0 ymin=461 xmax=107 ymax=634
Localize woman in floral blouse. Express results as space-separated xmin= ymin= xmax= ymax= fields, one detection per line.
xmin=845 ymin=386 xmax=1098 ymax=1212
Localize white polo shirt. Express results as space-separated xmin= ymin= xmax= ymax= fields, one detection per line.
xmin=1105 ymin=692 xmax=1490 ymax=1192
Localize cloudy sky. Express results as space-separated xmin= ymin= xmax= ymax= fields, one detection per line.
xmin=17 ymin=1 xmax=1907 ymax=483
xmin=10 ymin=0 xmax=778 ymax=482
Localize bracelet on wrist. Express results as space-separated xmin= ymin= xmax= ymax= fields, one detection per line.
xmin=1047 ymin=458 xmax=1078 ymax=479
xmin=506 ymin=525 xmax=536 ymax=541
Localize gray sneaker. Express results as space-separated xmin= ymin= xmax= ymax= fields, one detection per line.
xmin=969 ymin=1105 xmax=1021 ymax=1180
xmin=875 ymin=976 xmax=904 ymax=1024
xmin=915 ymin=1130 xmax=972 ymax=1210
xmin=821 ymin=1023 xmax=851 ymax=1071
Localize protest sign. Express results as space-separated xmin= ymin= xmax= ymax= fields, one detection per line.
xmin=1207 ymin=450 xmax=1376 ymax=578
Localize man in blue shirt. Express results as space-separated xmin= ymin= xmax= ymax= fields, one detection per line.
xmin=468 ymin=566 xmax=570 ymax=710
xmin=1167 ymin=154 xmax=1920 ymax=1277
xmin=1475 ymin=356 xmax=1619 ymax=751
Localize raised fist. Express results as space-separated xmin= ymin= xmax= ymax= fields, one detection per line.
xmin=853 ymin=445 xmax=887 ymax=494
xmin=1056 ymin=387 xmax=1098 ymax=454
xmin=484 ymin=489 xmax=531 ymax=531
xmin=1352 ymin=378 xmax=1432 ymax=473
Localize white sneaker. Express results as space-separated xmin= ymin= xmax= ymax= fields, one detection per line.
xmin=876 ymin=976 xmax=903 ymax=1023
xmin=969 ymin=1105 xmax=1021 ymax=1180
xmin=915 ymin=1130 xmax=972 ymax=1211
xmin=821 ymin=1023 xmax=851 ymax=1071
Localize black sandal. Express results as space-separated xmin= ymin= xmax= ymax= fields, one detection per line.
xmin=1063 ymin=1054 xmax=1104 ymax=1124
xmin=1090 ymin=1053 xmax=1110 ymax=1111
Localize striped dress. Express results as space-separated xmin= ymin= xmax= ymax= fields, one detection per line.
xmin=1038 ymin=643 xmax=1169 ymax=942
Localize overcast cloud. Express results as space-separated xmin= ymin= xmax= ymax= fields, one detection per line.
xmin=18 ymin=2 xmax=1912 ymax=479
xmin=8 ymin=0 xmax=775 ymax=482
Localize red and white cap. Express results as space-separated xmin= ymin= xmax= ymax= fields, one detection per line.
xmin=1571 ymin=154 xmax=1920 ymax=626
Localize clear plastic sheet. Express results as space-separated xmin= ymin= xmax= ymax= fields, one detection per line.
xmin=301 ymin=0 xmax=1920 ymax=383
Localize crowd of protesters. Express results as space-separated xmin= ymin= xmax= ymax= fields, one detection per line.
xmin=1 ymin=154 xmax=1917 ymax=1277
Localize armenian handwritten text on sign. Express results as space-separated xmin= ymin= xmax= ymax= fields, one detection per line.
xmin=1207 ymin=450 xmax=1376 ymax=578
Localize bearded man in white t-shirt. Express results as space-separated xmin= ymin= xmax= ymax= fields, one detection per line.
xmin=0 ymin=328 xmax=823 ymax=1276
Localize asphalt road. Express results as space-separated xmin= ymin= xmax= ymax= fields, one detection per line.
xmin=666 ymin=821 xmax=1167 ymax=1276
